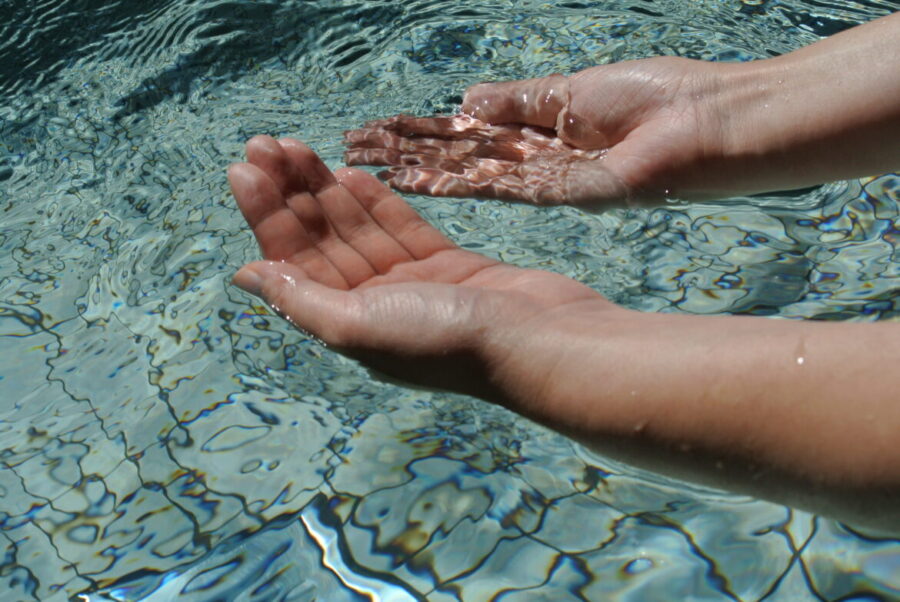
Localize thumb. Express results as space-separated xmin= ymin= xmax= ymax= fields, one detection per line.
xmin=461 ymin=73 xmax=569 ymax=128
xmin=233 ymin=261 xmax=360 ymax=345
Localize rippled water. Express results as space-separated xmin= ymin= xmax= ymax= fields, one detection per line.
xmin=2 ymin=0 xmax=900 ymax=600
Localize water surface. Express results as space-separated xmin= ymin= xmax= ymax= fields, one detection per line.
xmin=1 ymin=0 xmax=899 ymax=599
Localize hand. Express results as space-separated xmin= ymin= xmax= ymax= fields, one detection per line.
xmin=228 ymin=135 xmax=617 ymax=399
xmin=346 ymin=15 xmax=900 ymax=210
xmin=230 ymin=137 xmax=900 ymax=529
xmin=344 ymin=57 xmax=731 ymax=208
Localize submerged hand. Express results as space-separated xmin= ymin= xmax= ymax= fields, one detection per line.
xmin=228 ymin=135 xmax=614 ymax=397
xmin=344 ymin=57 xmax=728 ymax=207
xmin=347 ymin=15 xmax=900 ymax=210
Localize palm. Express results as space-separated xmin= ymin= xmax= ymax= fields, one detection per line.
xmin=229 ymin=136 xmax=604 ymax=388
xmin=344 ymin=57 xmax=711 ymax=207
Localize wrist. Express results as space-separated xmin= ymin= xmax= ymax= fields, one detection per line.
xmin=478 ymin=300 xmax=643 ymax=431
xmin=709 ymin=26 xmax=900 ymax=191
xmin=702 ymin=58 xmax=807 ymax=184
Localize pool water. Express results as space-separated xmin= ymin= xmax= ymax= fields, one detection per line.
xmin=2 ymin=0 xmax=899 ymax=599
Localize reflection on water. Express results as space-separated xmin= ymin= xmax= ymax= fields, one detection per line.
xmin=1 ymin=0 xmax=899 ymax=599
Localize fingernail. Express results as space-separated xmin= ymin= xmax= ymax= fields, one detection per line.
xmin=233 ymin=266 xmax=264 ymax=297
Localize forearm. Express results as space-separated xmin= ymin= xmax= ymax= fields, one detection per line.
xmin=484 ymin=307 xmax=900 ymax=528
xmin=709 ymin=12 xmax=900 ymax=193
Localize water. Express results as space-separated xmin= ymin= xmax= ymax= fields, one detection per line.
xmin=2 ymin=0 xmax=899 ymax=599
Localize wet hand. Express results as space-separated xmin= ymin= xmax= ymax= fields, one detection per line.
xmin=344 ymin=57 xmax=728 ymax=208
xmin=229 ymin=136 xmax=614 ymax=398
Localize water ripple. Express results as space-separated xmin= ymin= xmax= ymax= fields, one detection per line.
xmin=1 ymin=0 xmax=899 ymax=600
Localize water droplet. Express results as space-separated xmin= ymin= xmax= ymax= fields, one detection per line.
xmin=623 ymin=557 xmax=654 ymax=575
xmin=662 ymin=188 xmax=684 ymax=205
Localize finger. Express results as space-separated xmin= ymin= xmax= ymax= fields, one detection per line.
xmin=278 ymin=140 xmax=418 ymax=274
xmin=228 ymin=161 xmax=286 ymax=231
xmin=346 ymin=136 xmax=574 ymax=171
xmin=334 ymin=167 xmax=455 ymax=260
xmin=233 ymin=260 xmax=363 ymax=347
xmin=384 ymin=158 xmax=628 ymax=207
xmin=275 ymin=138 xmax=337 ymax=195
xmin=357 ymin=114 xmax=404 ymax=130
xmin=345 ymin=148 xmax=469 ymax=172
xmin=268 ymin=138 xmax=380 ymax=287
xmin=346 ymin=123 xmax=538 ymax=167
xmin=228 ymin=162 xmax=351 ymax=289
xmin=461 ymin=73 xmax=569 ymax=128
xmin=348 ymin=114 xmax=551 ymax=145
xmin=385 ymin=164 xmax=546 ymax=204
xmin=245 ymin=134 xmax=309 ymax=195
xmin=344 ymin=147 xmax=409 ymax=167
xmin=379 ymin=115 xmax=515 ymax=141
xmin=240 ymin=137 xmax=377 ymax=287
xmin=357 ymin=115 xmax=485 ymax=140
xmin=374 ymin=114 xmax=557 ymax=144
xmin=345 ymin=131 xmax=531 ymax=166
xmin=345 ymin=127 xmax=480 ymax=156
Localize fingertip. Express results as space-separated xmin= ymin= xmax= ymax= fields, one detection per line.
xmin=342 ymin=129 xmax=365 ymax=144
xmin=227 ymin=162 xmax=261 ymax=194
xmin=460 ymin=82 xmax=494 ymax=118
xmin=233 ymin=264 xmax=264 ymax=297
xmin=277 ymin=137 xmax=312 ymax=153
xmin=234 ymin=258 xmax=284 ymax=292
xmin=333 ymin=166 xmax=367 ymax=183
xmin=246 ymin=136 xmax=290 ymax=180
xmin=386 ymin=167 xmax=423 ymax=193
xmin=226 ymin=163 xmax=245 ymax=196
xmin=234 ymin=259 xmax=298 ymax=296
xmin=246 ymin=134 xmax=279 ymax=154
xmin=461 ymin=74 xmax=568 ymax=127
xmin=278 ymin=139 xmax=337 ymax=192
xmin=226 ymin=162 xmax=244 ymax=181
xmin=337 ymin=167 xmax=403 ymax=203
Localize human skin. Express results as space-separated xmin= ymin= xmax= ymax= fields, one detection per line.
xmin=229 ymin=136 xmax=900 ymax=531
xmin=344 ymin=12 xmax=900 ymax=207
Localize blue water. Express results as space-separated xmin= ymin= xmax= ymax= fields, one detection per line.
xmin=1 ymin=0 xmax=899 ymax=600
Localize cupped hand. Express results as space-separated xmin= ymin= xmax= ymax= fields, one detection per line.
xmin=229 ymin=136 xmax=614 ymax=398
xmin=344 ymin=57 xmax=730 ymax=208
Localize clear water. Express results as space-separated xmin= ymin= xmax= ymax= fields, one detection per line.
xmin=2 ymin=0 xmax=899 ymax=599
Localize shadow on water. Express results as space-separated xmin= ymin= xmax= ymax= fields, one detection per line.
xmin=1 ymin=0 xmax=894 ymax=124
xmin=0 ymin=0 xmax=409 ymax=118
xmin=1 ymin=0 xmax=178 ymax=95
xmin=108 ymin=1 xmax=406 ymax=120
